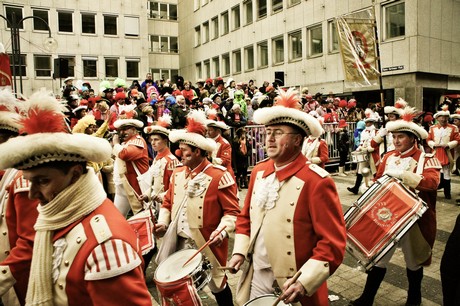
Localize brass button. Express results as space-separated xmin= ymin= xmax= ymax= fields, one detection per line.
xmin=290 ymin=267 xmax=294 ymax=271
xmin=286 ymin=235 xmax=291 ymax=239
xmin=199 ymin=206 xmax=202 ymax=209
xmin=296 ymin=186 xmax=301 ymax=190
xmin=198 ymin=216 xmax=201 ymax=219
xmin=58 ymin=284 xmax=64 ymax=289
xmin=64 ymin=260 xmax=70 ymax=267
xmin=2 ymin=269 xmax=7 ymax=274
xmin=76 ymin=237 xmax=82 ymax=244
xmin=95 ymin=216 xmax=100 ymax=222
xmin=287 ymin=251 xmax=291 ymax=255
xmin=324 ymin=263 xmax=329 ymax=267
xmin=200 ymin=196 xmax=203 ymax=199
xmin=287 ymin=219 xmax=291 ymax=222
xmin=4 ymin=251 xmax=9 ymax=255
xmin=2 ymin=231 xmax=6 ymax=235
xmin=289 ymin=202 xmax=294 ymax=206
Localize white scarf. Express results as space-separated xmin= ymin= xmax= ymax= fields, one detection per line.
xmin=26 ymin=168 xmax=106 ymax=306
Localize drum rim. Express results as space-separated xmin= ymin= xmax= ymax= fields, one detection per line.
xmin=243 ymin=294 xmax=292 ymax=306
xmin=154 ymin=249 xmax=203 ymax=282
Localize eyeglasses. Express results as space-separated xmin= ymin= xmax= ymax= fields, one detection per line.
xmin=265 ymin=129 xmax=299 ymax=139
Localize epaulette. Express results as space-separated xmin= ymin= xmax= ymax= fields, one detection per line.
xmin=168 ymin=158 xmax=180 ymax=170
xmin=255 ymin=157 xmax=270 ymax=165
xmin=126 ymin=136 xmax=145 ymax=148
xmin=424 ymin=153 xmax=435 ymax=158
xmin=89 ymin=215 xmax=113 ymax=244
xmin=309 ymin=164 xmax=330 ymax=178
xmin=425 ymin=157 xmax=441 ymax=169
xmin=84 ymin=238 xmax=141 ymax=281
xmin=13 ymin=175 xmax=31 ymax=194
xmin=222 ymin=138 xmax=230 ymax=144
xmin=218 ymin=171 xmax=235 ymax=189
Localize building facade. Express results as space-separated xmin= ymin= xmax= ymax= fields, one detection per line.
xmin=181 ymin=0 xmax=460 ymax=111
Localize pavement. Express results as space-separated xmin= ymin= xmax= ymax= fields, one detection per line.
xmin=145 ymin=170 xmax=460 ymax=305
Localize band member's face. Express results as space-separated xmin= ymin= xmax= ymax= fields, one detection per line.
xmin=151 ymin=134 xmax=167 ymax=152
xmin=118 ymin=126 xmax=137 ymax=142
xmin=206 ymin=126 xmax=219 ymax=139
xmin=265 ymin=124 xmax=302 ymax=166
xmin=392 ymin=132 xmax=415 ymax=153
xmin=437 ymin=115 xmax=448 ymax=126
xmin=179 ymin=143 xmax=200 ymax=168
xmin=453 ymin=118 xmax=460 ymax=127
xmin=387 ymin=113 xmax=398 ymax=121
xmin=24 ymin=165 xmax=82 ymax=205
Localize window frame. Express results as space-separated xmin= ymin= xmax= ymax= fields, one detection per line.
xmin=222 ymin=53 xmax=230 ymax=76
xmin=34 ymin=54 xmax=52 ymax=77
xmin=257 ymin=0 xmax=267 ymax=20
xmin=243 ymin=0 xmax=253 ymax=25
xmin=124 ymin=16 xmax=140 ymax=37
xmin=203 ymin=21 xmax=210 ymax=43
xmin=212 ymin=56 xmax=220 ymax=77
xmin=272 ymin=35 xmax=284 ymax=65
xmin=81 ymin=12 xmax=96 ymax=35
xmin=307 ymin=24 xmax=323 ymax=57
xmin=221 ymin=11 xmax=229 ymax=36
xmin=105 ymin=58 xmax=119 ymax=78
xmin=231 ymin=5 xmax=241 ymax=31
xmin=382 ymin=0 xmax=405 ymax=40
xmin=244 ymin=45 xmax=255 ymax=71
xmin=328 ymin=19 xmax=339 ymax=53
xmin=59 ymin=56 xmax=75 ymax=77
xmin=83 ymin=57 xmax=98 ymax=78
xmin=195 ymin=26 xmax=201 ymax=47
xmin=5 ymin=6 xmax=24 ymax=29
xmin=32 ymin=9 xmax=49 ymax=31
xmin=233 ymin=49 xmax=242 ymax=74
xmin=57 ymin=10 xmax=73 ymax=33
xmin=103 ymin=14 xmax=118 ymax=36
xmin=211 ymin=16 xmax=219 ymax=40
xmin=126 ymin=59 xmax=140 ymax=79
xmin=288 ymin=30 xmax=302 ymax=61
xmin=272 ymin=0 xmax=283 ymax=14
xmin=257 ymin=40 xmax=269 ymax=68
xmin=8 ymin=54 xmax=27 ymax=77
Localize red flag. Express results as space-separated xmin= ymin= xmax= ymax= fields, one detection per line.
xmin=0 ymin=53 xmax=12 ymax=87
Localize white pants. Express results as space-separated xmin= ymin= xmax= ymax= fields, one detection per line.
xmin=442 ymin=165 xmax=451 ymax=180
xmin=250 ymin=268 xmax=276 ymax=300
xmin=114 ymin=183 xmax=131 ymax=217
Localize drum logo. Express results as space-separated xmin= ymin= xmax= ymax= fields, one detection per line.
xmin=371 ymin=202 xmax=397 ymax=227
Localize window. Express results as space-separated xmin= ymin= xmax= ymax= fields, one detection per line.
xmin=149 ymin=2 xmax=177 ymax=20
xmin=233 ymin=50 xmax=242 ymax=73
xmin=289 ymin=30 xmax=302 ymax=60
xmin=125 ymin=16 xmax=139 ymax=37
xmin=222 ymin=53 xmax=230 ymax=76
xmin=212 ymin=56 xmax=220 ymax=77
xmin=384 ymin=1 xmax=405 ymax=39
xmin=152 ymin=69 xmax=178 ymax=82
xmin=8 ymin=54 xmax=26 ymax=77
xmin=289 ymin=0 xmax=301 ymax=6
xmin=272 ymin=0 xmax=283 ymax=13
xmin=245 ymin=45 xmax=254 ymax=71
xmin=203 ymin=21 xmax=209 ymax=43
xmin=58 ymin=11 xmax=73 ymax=33
xmin=196 ymin=63 xmax=202 ymax=80
xmin=81 ymin=13 xmax=96 ymax=34
xmin=244 ymin=1 xmax=253 ymax=25
xmin=34 ymin=55 xmax=51 ymax=77
xmin=105 ymin=58 xmax=118 ymax=78
xmin=257 ymin=41 xmax=268 ymax=68
xmin=126 ymin=60 xmax=139 ymax=78
xmin=308 ymin=24 xmax=323 ymax=56
xmin=83 ymin=58 xmax=97 ymax=78
xmin=195 ymin=26 xmax=201 ymax=47
xmin=328 ymin=20 xmax=338 ymax=52
xmin=221 ymin=11 xmax=229 ymax=35
xmin=149 ymin=35 xmax=178 ymax=53
xmin=272 ymin=36 xmax=284 ymax=64
xmin=59 ymin=56 xmax=75 ymax=77
xmin=204 ymin=60 xmax=210 ymax=77
xmin=232 ymin=5 xmax=240 ymax=30
xmin=104 ymin=15 xmax=117 ymax=35
xmin=5 ymin=6 xmax=24 ymax=29
xmin=212 ymin=17 xmax=219 ymax=39
xmin=257 ymin=0 xmax=267 ymax=19
xmin=32 ymin=9 xmax=49 ymax=31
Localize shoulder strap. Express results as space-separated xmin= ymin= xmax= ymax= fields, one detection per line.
xmin=131 ymin=161 xmax=141 ymax=176
xmin=416 ymin=152 xmax=425 ymax=175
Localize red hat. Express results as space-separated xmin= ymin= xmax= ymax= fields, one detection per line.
xmin=339 ymin=100 xmax=348 ymax=108
xmin=115 ymin=92 xmax=126 ymax=101
xmin=79 ymin=99 xmax=88 ymax=106
xmin=338 ymin=119 xmax=348 ymax=128
xmin=424 ymin=114 xmax=433 ymax=123
xmin=206 ymin=78 xmax=213 ymax=84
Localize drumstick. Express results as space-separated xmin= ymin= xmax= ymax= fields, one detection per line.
xmin=182 ymin=226 xmax=227 ymax=268
xmin=271 ymin=271 xmax=302 ymax=306
xmin=217 ymin=266 xmax=238 ymax=273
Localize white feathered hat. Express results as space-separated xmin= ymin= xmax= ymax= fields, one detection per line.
xmin=169 ymin=110 xmax=217 ymax=152
xmin=384 ymin=98 xmax=408 ymax=116
xmin=0 ymin=89 xmax=111 ymax=170
xmin=144 ymin=113 xmax=172 ymax=137
xmin=113 ymin=104 xmax=143 ymax=129
xmin=0 ymin=88 xmax=24 ymax=133
xmin=386 ymin=107 xmax=428 ymax=140
xmin=206 ymin=109 xmax=229 ymax=130
xmin=451 ymin=108 xmax=460 ymax=120
xmin=434 ymin=105 xmax=450 ymax=119
xmin=253 ymin=88 xmax=322 ymax=137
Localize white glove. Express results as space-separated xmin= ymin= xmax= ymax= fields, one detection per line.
xmin=384 ymin=169 xmax=404 ymax=179
xmin=378 ymin=128 xmax=388 ymax=137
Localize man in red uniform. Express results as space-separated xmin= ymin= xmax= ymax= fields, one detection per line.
xmin=155 ymin=110 xmax=240 ymax=306
xmin=301 ymin=133 xmax=329 ymax=168
xmin=351 ymin=107 xmax=441 ymax=306
xmin=426 ymin=106 xmax=459 ymax=199
xmin=112 ymin=111 xmax=150 ymax=217
xmin=228 ymin=88 xmax=347 ymax=306
xmin=206 ymin=111 xmax=234 ymax=176
xmin=0 ymin=90 xmax=152 ymax=305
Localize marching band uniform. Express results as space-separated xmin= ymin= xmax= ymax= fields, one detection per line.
xmin=229 ymin=89 xmax=346 ymax=306
xmin=0 ymin=90 xmax=152 ymax=306
xmin=352 ymin=108 xmax=440 ymax=306
xmin=301 ymin=135 xmax=329 ymax=168
xmin=426 ymin=107 xmax=459 ymax=199
xmin=211 ymin=134 xmax=234 ymax=175
xmin=157 ymin=110 xmax=240 ymax=306
xmin=113 ymin=116 xmax=150 ymax=217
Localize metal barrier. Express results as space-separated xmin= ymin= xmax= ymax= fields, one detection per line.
xmin=230 ymin=122 xmax=358 ymax=170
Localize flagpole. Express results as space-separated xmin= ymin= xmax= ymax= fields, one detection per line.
xmin=372 ymin=8 xmax=387 ymax=152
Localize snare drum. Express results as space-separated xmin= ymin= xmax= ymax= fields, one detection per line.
xmin=351 ymin=151 xmax=369 ymax=163
xmin=344 ymin=175 xmax=427 ymax=270
xmin=243 ymin=294 xmax=291 ymax=306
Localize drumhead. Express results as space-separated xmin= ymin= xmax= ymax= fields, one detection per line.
xmin=243 ymin=294 xmax=291 ymax=306
xmin=154 ymin=249 xmax=202 ymax=283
